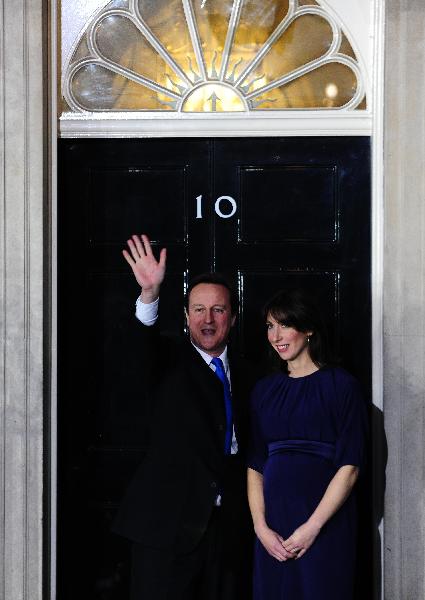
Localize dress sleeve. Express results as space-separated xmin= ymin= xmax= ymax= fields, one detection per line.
xmin=334 ymin=375 xmax=368 ymax=472
xmin=247 ymin=384 xmax=268 ymax=474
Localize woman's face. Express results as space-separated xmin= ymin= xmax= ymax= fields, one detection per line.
xmin=266 ymin=313 xmax=311 ymax=363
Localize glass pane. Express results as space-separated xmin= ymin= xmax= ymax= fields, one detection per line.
xmin=226 ymin=0 xmax=289 ymax=82
xmin=190 ymin=0 xmax=235 ymax=77
xmin=63 ymin=0 xmax=366 ymax=112
xmin=109 ymin=0 xmax=128 ymax=8
xmin=71 ymin=36 xmax=90 ymax=63
xmin=356 ymin=95 xmax=367 ymax=110
xmin=240 ymin=14 xmax=333 ymax=92
xmin=61 ymin=97 xmax=72 ymax=113
xmin=72 ymin=63 xmax=176 ymax=110
xmin=95 ymin=14 xmax=186 ymax=94
xmin=251 ymin=62 xmax=358 ymax=109
xmin=339 ymin=32 xmax=357 ymax=60
xmin=139 ymin=0 xmax=198 ymax=82
xmin=182 ymin=83 xmax=245 ymax=112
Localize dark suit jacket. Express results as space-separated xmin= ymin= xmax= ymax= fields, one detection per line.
xmin=113 ymin=321 xmax=258 ymax=557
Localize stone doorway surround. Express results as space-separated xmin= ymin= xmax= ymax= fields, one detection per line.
xmin=0 ymin=0 xmax=45 ymax=599
xmin=383 ymin=1 xmax=425 ymax=598
xmin=1 ymin=1 xmax=425 ymax=599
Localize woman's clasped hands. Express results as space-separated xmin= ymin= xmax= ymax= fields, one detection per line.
xmin=256 ymin=520 xmax=321 ymax=562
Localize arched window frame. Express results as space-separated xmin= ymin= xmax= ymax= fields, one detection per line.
xmin=59 ymin=0 xmax=373 ymax=137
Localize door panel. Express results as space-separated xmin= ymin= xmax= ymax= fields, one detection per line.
xmin=212 ymin=138 xmax=371 ymax=382
xmin=58 ymin=137 xmax=371 ymax=599
xmin=239 ymin=165 xmax=338 ymax=243
xmin=89 ymin=166 xmax=189 ymax=244
xmin=58 ymin=139 xmax=212 ymax=599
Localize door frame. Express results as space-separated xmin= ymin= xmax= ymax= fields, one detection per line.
xmin=48 ymin=2 xmax=385 ymax=599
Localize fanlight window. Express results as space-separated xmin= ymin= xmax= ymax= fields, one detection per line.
xmin=62 ymin=0 xmax=366 ymax=113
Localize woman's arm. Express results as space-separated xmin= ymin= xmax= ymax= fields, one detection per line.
xmin=284 ymin=464 xmax=359 ymax=559
xmin=247 ymin=467 xmax=294 ymax=562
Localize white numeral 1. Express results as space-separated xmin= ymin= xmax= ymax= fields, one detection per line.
xmin=196 ymin=195 xmax=203 ymax=219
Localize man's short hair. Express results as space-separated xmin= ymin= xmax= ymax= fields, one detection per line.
xmin=184 ymin=273 xmax=239 ymax=315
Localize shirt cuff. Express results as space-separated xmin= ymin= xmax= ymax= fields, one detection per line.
xmin=135 ymin=296 xmax=159 ymax=326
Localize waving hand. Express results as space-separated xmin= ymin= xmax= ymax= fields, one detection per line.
xmin=123 ymin=234 xmax=167 ymax=303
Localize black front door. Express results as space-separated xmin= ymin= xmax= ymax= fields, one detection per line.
xmin=58 ymin=137 xmax=371 ymax=599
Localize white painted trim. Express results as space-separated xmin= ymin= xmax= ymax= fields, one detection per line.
xmin=0 ymin=2 xmax=5 ymax=593
xmin=371 ymin=8 xmax=384 ymax=426
xmin=60 ymin=111 xmax=372 ymax=138
xmin=371 ymin=1 xmax=385 ymax=598
xmin=50 ymin=0 xmax=58 ymax=597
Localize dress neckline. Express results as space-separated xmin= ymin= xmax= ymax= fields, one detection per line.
xmin=286 ymin=367 xmax=323 ymax=381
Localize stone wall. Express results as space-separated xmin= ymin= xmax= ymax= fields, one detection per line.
xmin=0 ymin=1 xmax=44 ymax=599
xmin=384 ymin=1 xmax=425 ymax=598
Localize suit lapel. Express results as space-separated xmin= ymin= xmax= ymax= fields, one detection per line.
xmin=182 ymin=341 xmax=226 ymax=432
xmin=181 ymin=341 xmax=249 ymax=455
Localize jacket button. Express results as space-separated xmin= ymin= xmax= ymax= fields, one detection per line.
xmin=218 ymin=425 xmax=224 ymax=432
xmin=211 ymin=481 xmax=217 ymax=489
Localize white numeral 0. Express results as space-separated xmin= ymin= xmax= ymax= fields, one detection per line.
xmin=215 ymin=196 xmax=237 ymax=219
xmin=196 ymin=195 xmax=237 ymax=219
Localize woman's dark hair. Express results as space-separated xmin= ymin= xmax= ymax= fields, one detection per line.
xmin=263 ymin=288 xmax=331 ymax=372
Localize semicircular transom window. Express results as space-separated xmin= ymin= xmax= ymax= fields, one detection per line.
xmin=63 ymin=0 xmax=366 ymax=113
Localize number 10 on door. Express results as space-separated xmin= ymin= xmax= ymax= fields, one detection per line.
xmin=196 ymin=195 xmax=237 ymax=219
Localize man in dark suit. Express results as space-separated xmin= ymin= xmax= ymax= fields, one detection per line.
xmin=113 ymin=234 xmax=257 ymax=600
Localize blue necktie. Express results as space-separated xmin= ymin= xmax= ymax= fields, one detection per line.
xmin=211 ymin=357 xmax=233 ymax=455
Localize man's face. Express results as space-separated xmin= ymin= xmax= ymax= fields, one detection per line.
xmin=185 ymin=283 xmax=236 ymax=357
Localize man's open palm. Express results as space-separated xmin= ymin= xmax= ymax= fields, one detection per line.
xmin=123 ymin=234 xmax=167 ymax=297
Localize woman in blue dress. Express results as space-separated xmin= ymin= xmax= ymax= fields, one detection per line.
xmin=247 ymin=289 xmax=367 ymax=600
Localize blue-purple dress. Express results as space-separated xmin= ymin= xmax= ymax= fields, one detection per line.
xmin=248 ymin=367 xmax=367 ymax=600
